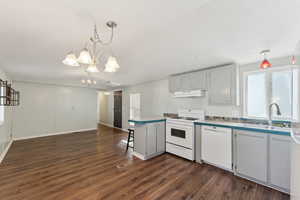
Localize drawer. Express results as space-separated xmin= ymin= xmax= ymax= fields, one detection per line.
xmin=166 ymin=143 xmax=194 ymax=160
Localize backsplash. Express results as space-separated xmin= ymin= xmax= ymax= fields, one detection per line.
xmin=163 ymin=113 xmax=291 ymax=128
xmin=205 ymin=116 xmax=291 ymax=128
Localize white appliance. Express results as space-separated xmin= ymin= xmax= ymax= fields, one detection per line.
xmin=173 ymin=90 xmax=205 ymax=98
xmin=166 ymin=109 xmax=204 ymax=160
xmin=291 ymin=123 xmax=300 ymax=200
xmin=201 ymin=125 xmax=232 ymax=170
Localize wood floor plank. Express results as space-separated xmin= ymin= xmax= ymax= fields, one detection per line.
xmin=0 ymin=124 xmax=290 ymax=200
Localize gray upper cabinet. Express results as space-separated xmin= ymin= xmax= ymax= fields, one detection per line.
xmin=169 ymin=75 xmax=182 ymax=93
xmin=180 ymin=73 xmax=191 ymax=91
xmin=189 ymin=70 xmax=207 ymax=90
xmin=208 ymin=64 xmax=236 ymax=105
xmin=269 ymin=135 xmax=291 ymax=192
xmin=235 ymin=130 xmax=268 ymax=183
xmin=168 ymin=70 xmax=207 ymax=92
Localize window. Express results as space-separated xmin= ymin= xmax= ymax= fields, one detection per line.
xmin=244 ymin=66 xmax=299 ymax=120
xmin=246 ymin=72 xmax=267 ymax=118
xmin=129 ymin=93 xmax=141 ymax=121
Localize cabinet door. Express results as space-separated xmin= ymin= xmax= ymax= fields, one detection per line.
xmin=168 ymin=75 xmax=182 ymax=93
xmin=156 ymin=122 xmax=165 ymax=153
xmin=190 ymin=70 xmax=207 ymax=90
xmin=269 ymin=135 xmax=291 ymax=191
xmin=208 ymin=65 xmax=236 ymax=105
xmin=195 ymin=125 xmax=202 ymax=163
xmin=146 ymin=124 xmax=157 ymax=156
xmin=180 ymin=73 xmax=191 ymax=91
xmin=235 ymin=130 xmax=268 ymax=183
xmin=134 ymin=125 xmax=146 ymax=155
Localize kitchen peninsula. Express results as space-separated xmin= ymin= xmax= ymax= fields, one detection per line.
xmin=128 ymin=117 xmax=166 ymax=160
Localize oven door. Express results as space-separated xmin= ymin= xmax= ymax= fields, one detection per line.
xmin=166 ymin=123 xmax=193 ymax=149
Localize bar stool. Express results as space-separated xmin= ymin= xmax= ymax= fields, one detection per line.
xmin=126 ymin=129 xmax=134 ymax=152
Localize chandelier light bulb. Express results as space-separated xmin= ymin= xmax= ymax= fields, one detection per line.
xmin=77 ymin=48 xmax=92 ymax=65
xmin=62 ymin=52 xmax=79 ymax=67
xmin=86 ymin=63 xmax=99 ymax=73
xmin=87 ymin=79 xmax=92 ymax=84
xmin=81 ymin=79 xmax=86 ymax=84
xmin=93 ymin=80 xmax=97 ymax=84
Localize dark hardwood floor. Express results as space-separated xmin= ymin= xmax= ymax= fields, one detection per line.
xmin=0 ymin=125 xmax=289 ymax=200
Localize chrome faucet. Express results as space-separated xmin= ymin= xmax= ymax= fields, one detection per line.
xmin=268 ymin=103 xmax=281 ymax=126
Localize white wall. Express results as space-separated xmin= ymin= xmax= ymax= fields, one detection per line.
xmin=12 ymin=82 xmax=98 ymax=140
xmin=0 ymin=69 xmax=13 ymax=159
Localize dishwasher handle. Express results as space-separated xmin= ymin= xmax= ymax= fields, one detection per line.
xmin=202 ymin=126 xmax=231 ymax=134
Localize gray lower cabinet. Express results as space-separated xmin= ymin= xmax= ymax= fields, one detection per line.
xmin=195 ymin=125 xmax=202 ymax=163
xmin=156 ymin=122 xmax=166 ymax=152
xmin=234 ymin=129 xmax=291 ymax=193
xmin=134 ymin=122 xmax=165 ymax=160
xmin=269 ymin=135 xmax=291 ymax=192
xmin=234 ymin=130 xmax=268 ymax=183
xmin=146 ymin=124 xmax=157 ymax=156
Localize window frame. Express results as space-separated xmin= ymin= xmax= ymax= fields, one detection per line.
xmin=243 ymin=65 xmax=298 ymax=121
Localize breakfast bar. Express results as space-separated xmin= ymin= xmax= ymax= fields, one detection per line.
xmin=128 ymin=117 xmax=166 ymax=160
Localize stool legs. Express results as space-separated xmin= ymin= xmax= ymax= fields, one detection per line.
xmin=126 ymin=129 xmax=134 ymax=152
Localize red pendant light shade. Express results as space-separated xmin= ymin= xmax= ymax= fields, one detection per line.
xmin=260 ymin=50 xmax=271 ymax=69
xmin=260 ymin=59 xmax=272 ymax=69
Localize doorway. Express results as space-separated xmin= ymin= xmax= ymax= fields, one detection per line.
xmin=113 ymin=91 xmax=122 ymax=128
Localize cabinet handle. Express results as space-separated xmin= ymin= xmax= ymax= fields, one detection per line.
xmin=271 ymin=137 xmax=290 ymax=143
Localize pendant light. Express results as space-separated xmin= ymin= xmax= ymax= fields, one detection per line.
xmin=77 ymin=48 xmax=92 ymax=65
xmin=260 ymin=50 xmax=271 ymax=69
xmin=292 ymin=55 xmax=296 ymax=65
xmin=104 ymin=56 xmax=119 ymax=72
xmin=62 ymin=52 xmax=79 ymax=67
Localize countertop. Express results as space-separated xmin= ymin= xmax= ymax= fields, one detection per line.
xmin=128 ymin=117 xmax=291 ymax=136
xmin=128 ymin=117 xmax=166 ymax=124
xmin=195 ymin=120 xmax=291 ymax=136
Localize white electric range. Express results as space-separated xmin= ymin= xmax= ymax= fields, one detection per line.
xmin=166 ymin=109 xmax=204 ymax=160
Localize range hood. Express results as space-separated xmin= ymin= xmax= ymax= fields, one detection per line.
xmin=173 ymin=90 xmax=205 ymax=98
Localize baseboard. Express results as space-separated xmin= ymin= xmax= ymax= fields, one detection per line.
xmin=132 ymin=152 xmax=146 ymax=160
xmin=0 ymin=140 xmax=13 ymax=164
xmin=98 ymin=122 xmax=128 ymax=132
xmin=13 ymin=128 xmax=97 ymax=141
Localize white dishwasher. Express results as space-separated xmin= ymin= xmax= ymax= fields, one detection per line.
xmin=201 ymin=125 xmax=232 ymax=171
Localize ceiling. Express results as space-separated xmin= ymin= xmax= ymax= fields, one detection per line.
xmin=1 ymin=0 xmax=300 ymax=90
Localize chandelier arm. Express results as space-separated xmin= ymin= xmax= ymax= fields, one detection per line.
xmin=96 ymin=26 xmax=114 ymax=45
xmin=95 ymin=50 xmax=106 ymax=62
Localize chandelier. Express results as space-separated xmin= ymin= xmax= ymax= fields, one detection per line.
xmin=62 ymin=21 xmax=120 ymax=75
